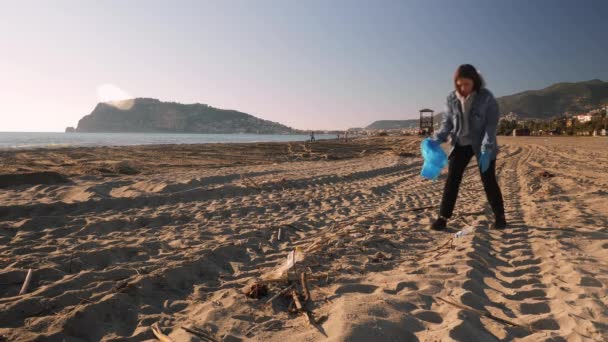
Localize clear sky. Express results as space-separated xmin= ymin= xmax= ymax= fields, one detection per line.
xmin=1 ymin=0 xmax=607 ymax=132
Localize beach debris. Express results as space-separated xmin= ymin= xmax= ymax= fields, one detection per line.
xmin=434 ymin=296 xmax=532 ymax=332
xmin=300 ymin=272 xmax=311 ymax=302
xmin=539 ymin=171 xmax=555 ymax=178
xmin=305 ymin=221 xmax=366 ymax=253
xmin=370 ymin=251 xmax=392 ymax=263
xmin=245 ymin=283 xmax=269 ymax=299
xmin=257 ymin=272 xmax=330 ymax=284
xmin=245 ymin=245 xmax=330 ymax=335
xmin=454 ymin=227 xmax=474 ymax=238
xmin=473 ymin=253 xmax=492 ymax=268
xmin=277 ymin=227 xmax=282 ymax=241
xmin=285 ymin=249 xmax=297 ymax=270
xmin=291 ymin=288 xmax=316 ymax=327
xmin=181 ymin=326 xmax=218 ymax=342
xmin=240 ymin=174 xmax=261 ymax=190
xmin=408 ymin=205 xmax=437 ymax=212
xmin=18 ymin=269 xmax=33 ymax=295
xmin=291 ymin=289 xmax=304 ymax=311
xmin=263 ymin=248 xmax=304 ymax=280
xmin=265 ymin=283 xmax=296 ymax=304
xmin=151 ymin=323 xmax=174 ymax=342
xmin=420 ymin=237 xmax=454 ymax=259
xmin=306 ymin=240 xmax=323 ymax=253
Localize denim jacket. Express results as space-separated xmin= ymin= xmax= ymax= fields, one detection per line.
xmin=434 ymin=88 xmax=500 ymax=160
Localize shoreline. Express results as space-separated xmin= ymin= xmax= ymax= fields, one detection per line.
xmin=0 ymin=132 xmax=341 ymax=151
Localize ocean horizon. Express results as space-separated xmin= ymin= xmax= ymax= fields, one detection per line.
xmin=0 ymin=132 xmax=336 ymax=150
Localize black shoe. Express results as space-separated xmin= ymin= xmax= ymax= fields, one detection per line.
xmin=431 ymin=217 xmax=447 ymax=231
xmin=493 ymin=217 xmax=507 ymax=229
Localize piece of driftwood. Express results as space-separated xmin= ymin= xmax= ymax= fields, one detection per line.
xmin=181 ymin=326 xmax=218 ymax=342
xmin=19 ymin=269 xmax=33 ymax=295
xmin=301 ymin=272 xmax=311 ymax=303
xmin=292 ymin=289 xmax=303 ymax=311
xmin=473 ymin=253 xmax=492 ymax=268
xmin=421 ymin=237 xmax=454 ymax=256
xmin=408 ymin=205 xmax=436 ymax=212
xmin=257 ymin=273 xmax=330 ymax=284
xmin=306 ymin=240 xmax=323 ymax=253
xmin=265 ymin=283 xmax=296 ymax=305
xmin=291 ymin=288 xmax=315 ymax=327
xmin=151 ymin=323 xmax=174 ymax=342
xmin=277 ymin=228 xmax=282 ymax=241
xmin=435 ymin=296 xmax=532 ymax=331
xmin=288 ymin=298 xmax=295 ymax=313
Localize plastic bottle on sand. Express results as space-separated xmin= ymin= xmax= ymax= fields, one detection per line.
xmin=454 ymin=227 xmax=474 ymax=238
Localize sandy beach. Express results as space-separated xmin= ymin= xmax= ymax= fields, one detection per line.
xmin=1 ymin=136 xmax=607 ymax=341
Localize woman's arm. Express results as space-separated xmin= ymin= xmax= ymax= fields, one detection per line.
xmin=481 ymin=95 xmax=499 ymax=156
xmin=434 ymin=97 xmax=454 ymax=143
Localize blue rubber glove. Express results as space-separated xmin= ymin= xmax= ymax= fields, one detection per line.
xmin=479 ymin=151 xmax=491 ymax=173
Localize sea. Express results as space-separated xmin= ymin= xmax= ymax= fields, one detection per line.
xmin=0 ymin=132 xmax=336 ymax=150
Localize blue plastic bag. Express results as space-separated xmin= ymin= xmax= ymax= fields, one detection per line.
xmin=420 ymin=138 xmax=448 ymax=180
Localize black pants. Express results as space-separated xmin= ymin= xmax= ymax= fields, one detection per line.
xmin=439 ymin=144 xmax=505 ymax=220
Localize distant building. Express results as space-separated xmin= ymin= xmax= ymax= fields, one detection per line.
xmin=501 ymin=112 xmax=519 ymax=121
xmin=589 ymin=108 xmax=602 ymax=115
xmin=576 ymin=114 xmax=593 ymax=123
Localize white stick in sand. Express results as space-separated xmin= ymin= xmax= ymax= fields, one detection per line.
xmin=151 ymin=323 xmax=175 ymax=342
xmin=19 ymin=269 xmax=32 ymax=295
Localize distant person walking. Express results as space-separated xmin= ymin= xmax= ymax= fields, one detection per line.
xmin=310 ymin=131 xmax=316 ymax=142
xmin=430 ymin=64 xmax=506 ymax=230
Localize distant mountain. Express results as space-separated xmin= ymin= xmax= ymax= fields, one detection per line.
xmin=70 ymin=98 xmax=295 ymax=134
xmin=496 ymin=79 xmax=608 ymax=119
xmin=366 ymin=113 xmax=443 ymax=130
xmin=366 ymin=120 xmax=418 ymax=130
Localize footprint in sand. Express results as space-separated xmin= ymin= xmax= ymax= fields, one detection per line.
xmin=519 ymin=302 xmax=551 ymax=315
xmin=413 ymin=310 xmax=443 ymax=324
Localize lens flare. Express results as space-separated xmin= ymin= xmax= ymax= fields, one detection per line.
xmin=96 ymin=84 xmax=134 ymax=110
